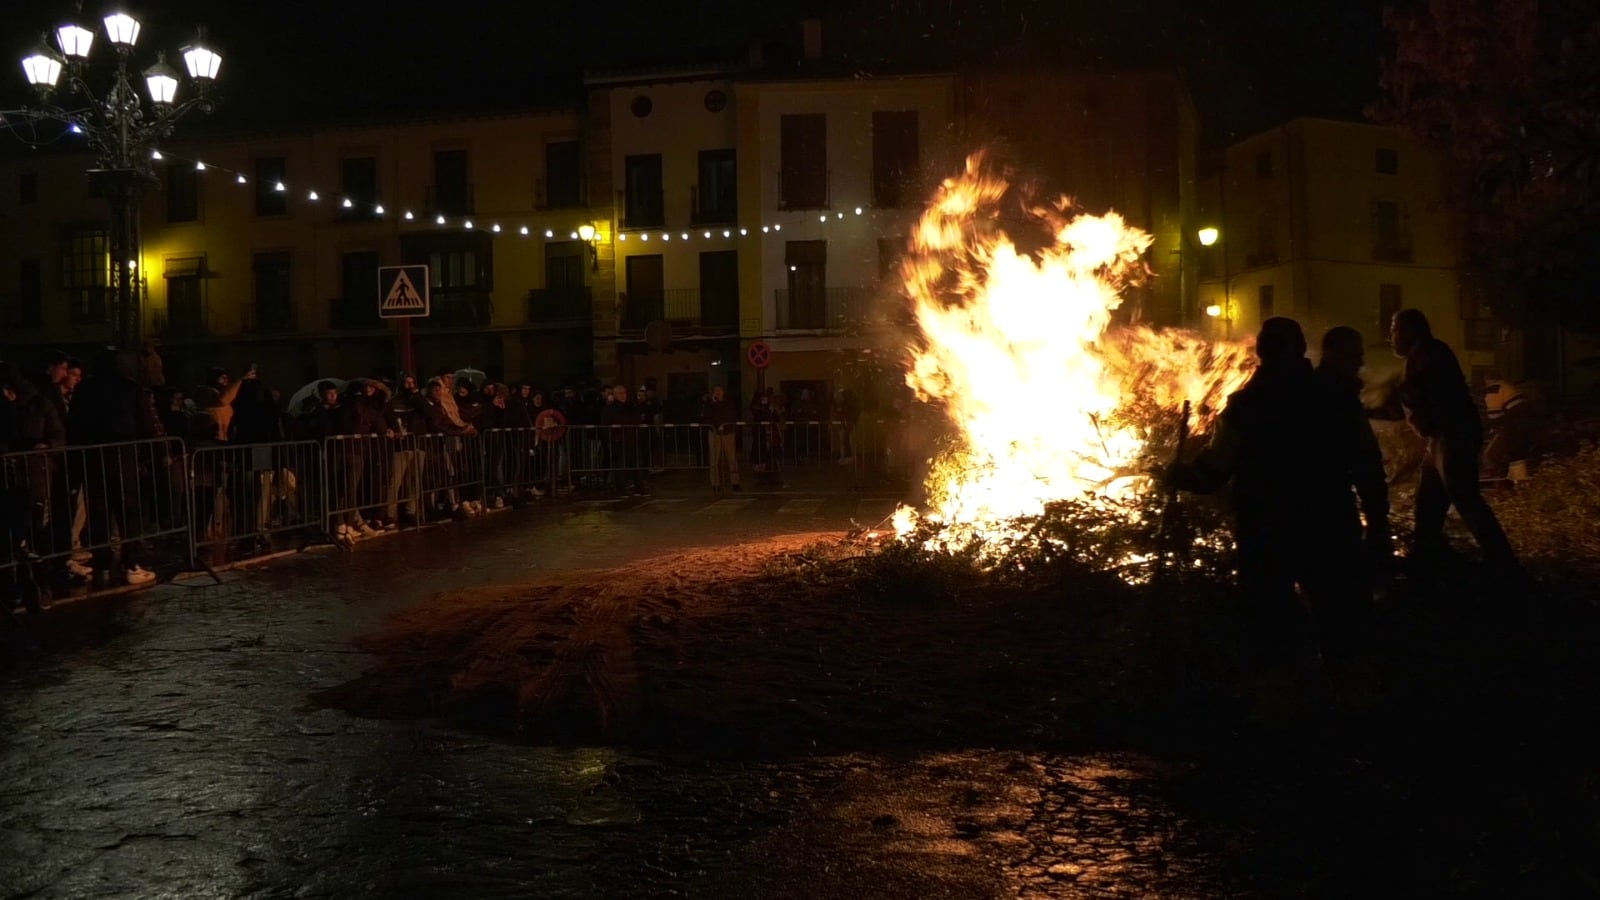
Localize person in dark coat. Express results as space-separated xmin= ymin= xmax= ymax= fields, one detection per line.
xmin=702 ymin=385 xmax=742 ymax=492
xmin=1167 ymin=317 xmax=1374 ymax=667
xmin=1386 ymin=309 xmax=1517 ymax=575
xmin=68 ymin=350 xmax=165 ymax=586
xmin=1315 ymin=326 xmax=1392 ymax=564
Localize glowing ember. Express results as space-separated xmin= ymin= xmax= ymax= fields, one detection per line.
xmin=893 ymin=154 xmax=1255 ymax=551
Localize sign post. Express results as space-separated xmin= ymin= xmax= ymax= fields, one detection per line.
xmin=378 ymin=265 xmax=430 ymax=376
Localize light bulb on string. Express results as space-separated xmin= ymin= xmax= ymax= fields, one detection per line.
xmin=723 ymin=230 xmax=731 ymax=238
xmin=662 ymin=233 xmax=670 ymax=241
xmin=519 ymin=225 xmax=529 ymax=235
xmin=569 ymin=231 xmax=578 ymax=240
xmin=436 ymin=214 xmax=446 ymax=225
xmin=236 ymin=174 xmax=246 ymax=184
xmin=375 ymin=204 xmax=385 ymax=215
xmin=639 ymin=233 xmax=648 ymax=241
xmin=761 ymin=225 xmax=769 ymax=233
xmin=464 ymin=220 xmax=474 ymax=229
xmin=739 ymin=228 xmax=748 ymax=235
xmin=404 ymin=210 xmax=414 ymax=220
xmin=308 ymin=190 xmax=319 ymax=201
xmin=836 ymin=212 xmax=844 ymax=220
xmin=703 ymin=231 xmax=711 ymax=239
xmin=69 ymin=123 xmax=83 ymax=134
xmin=195 ymin=161 xmax=206 ymax=171
xmin=854 ymin=207 xmax=863 ymax=215
xmin=819 ymin=215 xmax=827 ymax=223
xmin=773 ymin=224 xmax=781 ymax=231
xmin=544 ymin=229 xmax=554 ymax=238
xmin=151 ymin=150 xmax=163 ymax=160
xmin=491 ymin=223 xmax=501 ymax=233
xmin=341 ymin=197 xmax=353 ymax=208
xmin=681 ymin=232 xmax=689 ymax=240
xmin=619 ymin=233 xmax=627 ymax=241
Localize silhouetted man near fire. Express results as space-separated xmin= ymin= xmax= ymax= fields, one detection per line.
xmin=1166 ymin=317 xmax=1373 ymax=668
xmin=1385 ymin=308 xmax=1517 ymax=577
xmin=1316 ymin=325 xmax=1392 ymax=576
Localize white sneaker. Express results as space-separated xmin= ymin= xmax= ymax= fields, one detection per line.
xmin=489 ymin=496 xmax=506 ymax=510
xmin=528 ymin=486 xmax=546 ymax=498
xmin=124 ymin=566 xmax=156 ymax=586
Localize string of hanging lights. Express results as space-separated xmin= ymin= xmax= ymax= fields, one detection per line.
xmin=134 ymin=144 xmax=875 ymax=242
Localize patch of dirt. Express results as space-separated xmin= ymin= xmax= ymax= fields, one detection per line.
xmin=312 ymin=531 xmax=1153 ymax=754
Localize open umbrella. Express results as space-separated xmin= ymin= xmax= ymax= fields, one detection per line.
xmin=453 ymin=368 xmax=487 ymax=389
xmin=285 ymin=377 xmax=346 ymax=414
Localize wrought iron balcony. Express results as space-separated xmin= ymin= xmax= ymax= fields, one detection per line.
xmin=774 ymin=286 xmax=873 ymax=331
xmin=526 ymin=286 xmax=592 ymax=325
xmin=619 ymin=288 xmax=739 ymax=335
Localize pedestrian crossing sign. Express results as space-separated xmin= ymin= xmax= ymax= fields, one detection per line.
xmin=378 ymin=265 xmax=430 ymax=319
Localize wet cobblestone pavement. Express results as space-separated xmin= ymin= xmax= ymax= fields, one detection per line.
xmin=7 ymin=492 xmax=1589 ymax=897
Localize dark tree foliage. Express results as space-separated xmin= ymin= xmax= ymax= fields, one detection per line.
xmin=1372 ymin=0 xmax=1600 ymax=334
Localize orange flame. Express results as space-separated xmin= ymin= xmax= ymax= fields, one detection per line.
xmin=893 ymin=154 xmax=1255 ymax=549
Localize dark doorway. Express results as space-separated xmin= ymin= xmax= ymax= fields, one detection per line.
xmin=699 ymin=250 xmax=739 ymax=331
xmin=624 ymin=254 xmax=665 ymax=330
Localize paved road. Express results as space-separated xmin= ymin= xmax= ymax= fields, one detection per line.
xmin=0 ymin=492 xmax=1242 ymax=899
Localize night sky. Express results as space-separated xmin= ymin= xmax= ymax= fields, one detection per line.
xmin=3 ymin=0 xmax=1390 ymax=151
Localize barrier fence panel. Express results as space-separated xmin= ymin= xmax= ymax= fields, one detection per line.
xmin=483 ymin=427 xmax=565 ymax=502
xmin=321 ymin=434 xmax=426 ymax=535
xmin=188 ymin=440 xmax=325 ymax=566
xmin=412 ymin=432 xmax=486 ymax=523
xmin=1 ymin=437 xmax=188 ymax=580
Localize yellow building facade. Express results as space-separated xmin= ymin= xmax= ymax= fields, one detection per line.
xmin=1196 ymin=117 xmax=1500 ymax=383
xmin=1 ymin=110 xmax=602 ymax=390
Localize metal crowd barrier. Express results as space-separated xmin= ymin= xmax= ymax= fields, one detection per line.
xmin=483 ymin=427 xmax=564 ymax=500
xmin=1 ymin=417 xmax=916 ymax=599
xmin=190 ymin=440 xmax=324 ymax=565
xmin=412 ymin=432 xmax=486 ymax=522
xmin=1 ymin=437 xmax=188 ymax=579
xmin=322 ymin=434 xmax=410 ymax=534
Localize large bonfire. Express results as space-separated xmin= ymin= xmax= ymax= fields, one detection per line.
xmin=891 ymin=154 xmax=1256 ymax=554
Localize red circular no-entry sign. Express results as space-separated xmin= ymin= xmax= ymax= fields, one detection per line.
xmin=747 ymin=340 xmax=772 ymax=370
xmin=534 ymin=408 xmax=569 ymax=442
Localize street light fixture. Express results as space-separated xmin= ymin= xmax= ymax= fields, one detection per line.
xmin=577 ymin=223 xmax=600 ymax=272
xmin=13 ymin=9 xmax=222 ymax=348
xmin=1197 ymin=226 xmax=1219 ymax=247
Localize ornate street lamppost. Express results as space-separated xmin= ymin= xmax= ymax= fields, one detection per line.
xmin=18 ymin=9 xmax=221 ymax=348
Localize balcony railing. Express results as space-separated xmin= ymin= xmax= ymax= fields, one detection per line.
xmin=151 ymin=304 xmax=209 ymax=341
xmin=330 ymin=300 xmax=382 ymax=331
xmin=690 ymin=185 xmax=737 ymax=225
xmin=619 ymin=189 xmax=666 ymax=229
xmin=424 ymin=183 xmax=476 ymax=216
xmin=527 ymin=286 xmax=592 ymax=325
xmin=1372 ymin=243 xmax=1415 ymax=263
xmin=618 ymin=288 xmax=740 ymax=335
xmin=1244 ymin=248 xmax=1280 ymax=268
xmin=774 ymin=286 xmax=873 ymax=331
xmin=245 ymin=299 xmax=296 ymax=334
xmin=779 ymin=167 xmax=831 ymax=210
xmin=417 ymin=291 xmax=492 ymax=328
xmin=535 ymin=177 xmax=587 ymax=210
